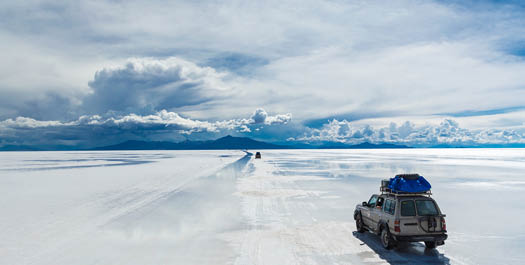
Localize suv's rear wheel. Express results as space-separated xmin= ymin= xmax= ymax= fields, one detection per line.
xmin=355 ymin=213 xmax=365 ymax=233
xmin=425 ymin=241 xmax=437 ymax=249
xmin=381 ymin=228 xmax=395 ymax=249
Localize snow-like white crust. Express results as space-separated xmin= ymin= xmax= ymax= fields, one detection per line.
xmin=2 ymin=149 xmax=525 ymax=264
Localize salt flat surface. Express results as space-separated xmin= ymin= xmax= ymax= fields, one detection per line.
xmin=1 ymin=149 xmax=524 ymax=264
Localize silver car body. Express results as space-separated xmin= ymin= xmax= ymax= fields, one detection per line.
xmin=354 ymin=192 xmax=447 ymax=247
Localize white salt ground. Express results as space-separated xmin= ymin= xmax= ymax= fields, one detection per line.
xmin=1 ymin=149 xmax=524 ymax=264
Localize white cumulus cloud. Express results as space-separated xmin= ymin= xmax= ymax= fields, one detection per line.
xmin=249 ymin=108 xmax=292 ymax=125
xmin=296 ymin=119 xmax=525 ymax=146
xmin=0 ymin=108 xmax=292 ymax=147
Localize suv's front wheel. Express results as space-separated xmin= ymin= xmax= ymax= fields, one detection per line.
xmin=355 ymin=213 xmax=365 ymax=233
xmin=381 ymin=228 xmax=395 ymax=249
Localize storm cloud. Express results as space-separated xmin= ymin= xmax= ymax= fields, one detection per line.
xmin=84 ymin=57 xmax=232 ymax=114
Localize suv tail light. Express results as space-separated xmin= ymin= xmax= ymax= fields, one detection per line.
xmin=394 ymin=220 xmax=400 ymax=232
xmin=441 ymin=217 xmax=446 ymax=231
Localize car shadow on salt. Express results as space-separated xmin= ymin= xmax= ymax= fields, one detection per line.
xmin=352 ymin=231 xmax=451 ymax=264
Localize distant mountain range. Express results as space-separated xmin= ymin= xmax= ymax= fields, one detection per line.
xmin=4 ymin=135 xmax=523 ymax=151
xmin=91 ymin=135 xmax=410 ymax=150
xmin=0 ymin=145 xmax=42 ymax=151
xmin=93 ymin=135 xmax=286 ymax=150
xmin=316 ymin=141 xmax=411 ymax=149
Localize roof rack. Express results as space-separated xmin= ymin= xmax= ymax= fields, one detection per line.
xmin=380 ymin=186 xmax=432 ymax=197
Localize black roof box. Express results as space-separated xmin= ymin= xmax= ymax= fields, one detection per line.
xmin=394 ymin=174 xmax=420 ymax=180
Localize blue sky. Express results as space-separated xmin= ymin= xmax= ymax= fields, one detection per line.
xmin=1 ymin=0 xmax=525 ymax=148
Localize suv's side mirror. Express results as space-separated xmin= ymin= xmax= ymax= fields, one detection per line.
xmin=362 ymin=201 xmax=368 ymax=207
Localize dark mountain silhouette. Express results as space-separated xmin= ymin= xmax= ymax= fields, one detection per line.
xmin=92 ymin=135 xmax=287 ymax=150
xmin=12 ymin=136 xmax=519 ymax=151
xmin=430 ymin=143 xmax=525 ymax=148
xmin=93 ymin=136 xmax=412 ymax=150
xmin=0 ymin=145 xmax=42 ymax=151
xmin=318 ymin=142 xmax=411 ymax=149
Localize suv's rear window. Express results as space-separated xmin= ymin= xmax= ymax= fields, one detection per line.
xmin=415 ymin=200 xmax=439 ymax=216
xmin=401 ymin=200 xmax=416 ymax=216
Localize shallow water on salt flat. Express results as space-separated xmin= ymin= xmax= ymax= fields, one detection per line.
xmin=1 ymin=149 xmax=524 ymax=264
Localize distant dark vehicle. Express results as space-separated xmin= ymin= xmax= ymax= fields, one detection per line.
xmin=255 ymin=152 xmax=261 ymax=159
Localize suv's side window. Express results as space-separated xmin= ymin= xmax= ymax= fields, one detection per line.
xmin=383 ymin=199 xmax=396 ymax=215
xmin=368 ymin=195 xmax=378 ymax=208
xmin=383 ymin=199 xmax=391 ymax=213
xmin=389 ymin=200 xmax=396 ymax=215
xmin=376 ymin=197 xmax=384 ymax=209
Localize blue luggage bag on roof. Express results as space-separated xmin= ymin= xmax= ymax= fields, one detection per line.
xmin=388 ymin=174 xmax=431 ymax=193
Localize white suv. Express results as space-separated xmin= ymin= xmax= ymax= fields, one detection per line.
xmin=354 ymin=177 xmax=447 ymax=249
